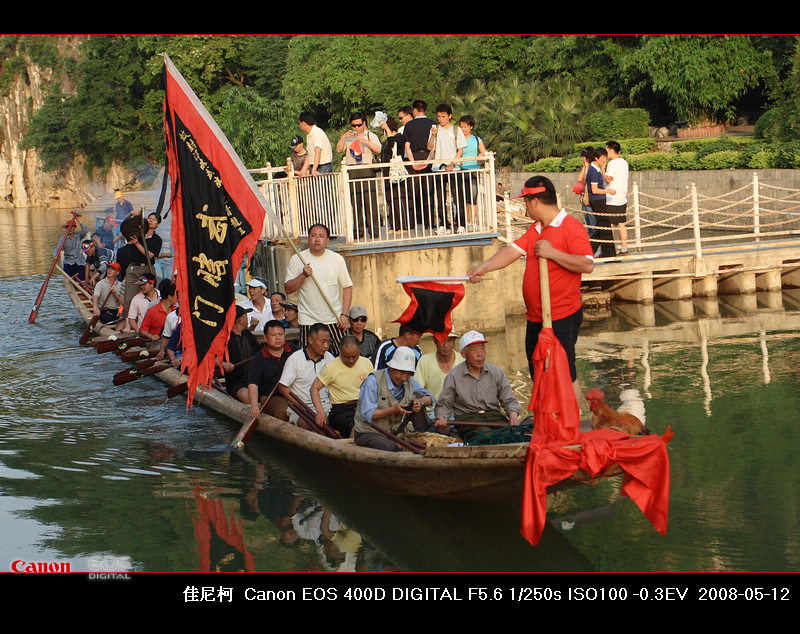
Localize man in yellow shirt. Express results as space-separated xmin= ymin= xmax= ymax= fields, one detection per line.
xmin=310 ymin=335 xmax=373 ymax=437
xmin=414 ymin=331 xmax=460 ymax=404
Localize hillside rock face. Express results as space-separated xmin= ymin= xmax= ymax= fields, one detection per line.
xmin=0 ymin=38 xmax=136 ymax=210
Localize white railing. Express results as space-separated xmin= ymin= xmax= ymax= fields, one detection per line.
xmin=251 ymin=154 xmax=498 ymax=246
xmin=498 ymin=171 xmax=800 ymax=260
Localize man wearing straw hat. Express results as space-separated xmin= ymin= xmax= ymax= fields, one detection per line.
xmin=466 ymin=176 xmax=593 ymax=404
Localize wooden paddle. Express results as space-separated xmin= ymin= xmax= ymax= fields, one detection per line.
xmin=95 ymin=334 xmax=149 ymax=354
xmin=229 ymin=382 xmax=279 ymax=449
xmin=288 ymin=390 xmax=342 ymax=439
xmin=112 ymin=361 xmax=172 ymax=386
xmin=367 ymin=422 xmax=425 ymax=454
xmin=29 ymin=211 xmax=82 ymax=323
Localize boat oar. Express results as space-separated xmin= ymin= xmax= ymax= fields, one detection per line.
xmin=367 ymin=422 xmax=425 ymax=455
xmin=230 ymin=382 xmax=279 ymax=449
xmin=119 ymin=344 xmax=161 ymax=362
xmin=287 ymin=401 xmax=329 ymax=437
xmin=288 ymin=390 xmax=342 ymax=439
xmin=452 ymin=420 xmax=512 ymax=429
xmin=112 ymin=361 xmax=172 ymax=386
xmin=95 ymin=335 xmax=149 ymax=354
xmin=29 ymin=211 xmax=82 ymax=323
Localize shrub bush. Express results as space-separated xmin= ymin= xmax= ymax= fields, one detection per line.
xmin=697 ymin=150 xmax=741 ymax=170
xmin=524 ymin=157 xmax=563 ymax=172
xmin=627 ymin=153 xmax=674 ymax=170
xmin=586 ymin=108 xmax=650 ymax=139
xmin=774 ymin=141 xmax=800 ymax=168
xmin=670 ymin=151 xmax=698 ymax=170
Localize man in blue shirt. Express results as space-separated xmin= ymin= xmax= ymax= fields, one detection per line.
xmin=353 ymin=347 xmax=434 ymax=451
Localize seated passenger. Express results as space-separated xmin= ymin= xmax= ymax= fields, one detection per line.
xmin=91 ymin=261 xmax=124 ymax=330
xmin=248 ymin=319 xmax=297 ymax=421
xmin=278 ymin=322 xmax=333 ymax=424
xmin=223 ymin=305 xmax=260 ymax=403
xmin=434 ymin=330 xmax=521 ymax=443
xmin=346 ymin=305 xmax=380 ymax=360
xmin=371 ymin=324 xmax=422 ymax=371
xmin=353 ymin=347 xmax=434 ymax=452
xmin=309 ymin=335 xmax=373 ymax=438
xmin=82 ymin=239 xmax=113 ymax=287
xmin=138 ymin=279 xmax=177 ymax=342
xmin=414 ymin=330 xmax=460 ymax=403
xmin=125 ymin=272 xmax=160 ymax=333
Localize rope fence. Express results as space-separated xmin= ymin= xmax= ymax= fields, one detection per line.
xmin=498 ymin=172 xmax=800 ymax=258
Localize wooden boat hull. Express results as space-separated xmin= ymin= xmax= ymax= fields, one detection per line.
xmin=64 ymin=273 xmax=620 ymax=503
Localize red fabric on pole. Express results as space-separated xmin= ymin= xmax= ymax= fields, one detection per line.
xmin=521 ymin=427 xmax=673 ymax=546
xmin=394 ymin=281 xmax=465 ymax=342
xmin=528 ymin=326 xmax=581 ymax=446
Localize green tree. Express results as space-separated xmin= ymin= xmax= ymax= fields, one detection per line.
xmin=621 ymin=35 xmax=771 ymax=124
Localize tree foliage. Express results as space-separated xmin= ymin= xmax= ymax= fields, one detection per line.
xmin=7 ymin=34 xmax=800 ymax=175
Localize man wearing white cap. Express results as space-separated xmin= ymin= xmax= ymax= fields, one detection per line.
xmin=237 ymin=278 xmax=274 ymax=338
xmin=434 ymin=330 xmax=520 ymax=443
xmin=353 ymin=346 xmax=435 ymax=451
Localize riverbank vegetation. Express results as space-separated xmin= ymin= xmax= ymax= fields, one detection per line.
xmin=4 ymin=34 xmax=800 ymax=175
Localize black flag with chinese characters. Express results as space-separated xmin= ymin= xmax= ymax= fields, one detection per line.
xmin=162 ymin=55 xmax=266 ymax=404
xmin=394 ymin=277 xmax=466 ymax=342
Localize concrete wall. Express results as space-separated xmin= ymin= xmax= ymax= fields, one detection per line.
xmin=268 ymin=241 xmax=526 ymax=339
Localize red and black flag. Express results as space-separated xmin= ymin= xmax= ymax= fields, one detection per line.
xmin=162 ymin=55 xmax=266 ymax=404
xmin=394 ymin=276 xmax=466 ymax=342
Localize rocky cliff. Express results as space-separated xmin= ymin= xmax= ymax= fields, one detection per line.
xmin=0 ymin=36 xmax=137 ymax=210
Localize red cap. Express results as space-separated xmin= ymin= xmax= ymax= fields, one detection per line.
xmin=512 ymin=186 xmax=546 ymax=199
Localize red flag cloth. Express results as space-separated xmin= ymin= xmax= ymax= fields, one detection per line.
xmin=529 ymin=327 xmax=581 ymax=445
xmin=394 ymin=280 xmax=465 ymax=342
xmin=162 ymin=55 xmax=265 ymax=404
xmin=521 ymin=427 xmax=674 ymax=546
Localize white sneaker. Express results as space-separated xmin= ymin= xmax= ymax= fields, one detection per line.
xmin=457 ymin=226 xmax=466 ymax=234
xmin=436 ymin=225 xmax=447 ymax=236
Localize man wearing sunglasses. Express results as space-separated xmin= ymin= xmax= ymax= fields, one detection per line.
xmin=346 ymin=305 xmax=380 ymax=360
xmin=337 ymin=112 xmax=382 ymax=239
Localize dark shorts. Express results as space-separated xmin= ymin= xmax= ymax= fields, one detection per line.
xmin=607 ymin=203 xmax=627 ymax=225
xmin=525 ymin=308 xmax=583 ymax=382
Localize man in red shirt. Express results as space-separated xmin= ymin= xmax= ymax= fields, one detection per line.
xmin=139 ymin=279 xmax=177 ymax=341
xmin=467 ymin=175 xmax=593 ymax=404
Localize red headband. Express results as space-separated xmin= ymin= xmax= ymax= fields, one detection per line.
xmin=512 ymin=186 xmax=546 ymax=199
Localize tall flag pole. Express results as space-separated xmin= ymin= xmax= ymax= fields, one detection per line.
xmin=161 ymin=54 xmax=267 ymax=404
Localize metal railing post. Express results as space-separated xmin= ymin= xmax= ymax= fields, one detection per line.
xmin=287 ymin=166 xmax=300 ymax=239
xmin=633 ymin=181 xmax=642 ymax=252
xmin=340 ymin=161 xmax=355 ymax=244
xmin=691 ymin=183 xmax=703 ymax=261
xmin=753 ymin=171 xmax=760 ymax=243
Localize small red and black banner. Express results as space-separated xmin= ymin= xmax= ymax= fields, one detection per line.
xmin=394 ymin=277 xmax=465 ymax=342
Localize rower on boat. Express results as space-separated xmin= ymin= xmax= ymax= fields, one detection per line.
xmin=223 ymin=305 xmax=260 ymax=404
xmin=278 ymin=323 xmax=334 ymax=425
xmin=353 ymin=347 xmax=435 ymax=452
xmin=309 ymin=335 xmax=374 ymax=438
xmin=248 ymin=319 xmax=297 ymax=421
xmin=91 ymin=261 xmax=124 ymax=331
xmin=433 ymin=330 xmax=520 ymax=443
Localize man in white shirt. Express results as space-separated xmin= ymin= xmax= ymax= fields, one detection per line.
xmin=605 ymin=140 xmax=630 ymax=255
xmin=126 ymin=272 xmax=160 ymax=332
xmin=429 ymin=103 xmax=467 ymax=233
xmin=236 ymin=278 xmax=274 ymax=338
xmin=279 ymin=323 xmax=335 ymax=425
xmin=297 ymin=111 xmax=333 ymax=176
xmin=284 ymin=223 xmax=353 ymax=356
